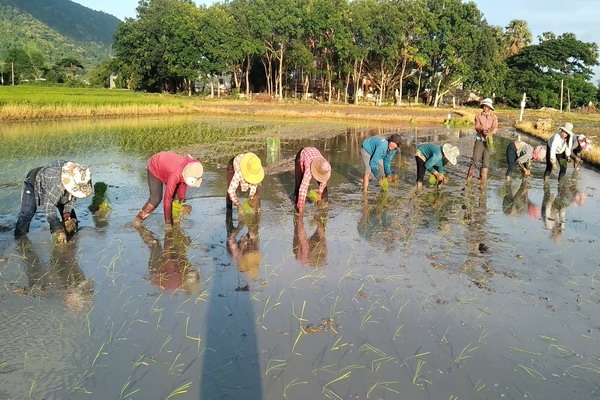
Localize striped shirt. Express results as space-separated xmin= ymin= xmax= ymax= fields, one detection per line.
xmin=296 ymin=147 xmax=327 ymax=212
xmin=227 ymin=154 xmax=258 ymax=206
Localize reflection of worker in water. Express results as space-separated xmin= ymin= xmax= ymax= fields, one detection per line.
xmin=226 ymin=209 xmax=262 ymax=278
xmin=293 ymin=213 xmax=328 ymax=267
xmin=16 ymin=237 xmax=95 ymax=312
xmin=502 ymin=180 xmax=541 ymax=219
xmin=357 ymin=193 xmax=390 ymax=241
xmin=542 ymin=181 xmax=586 ymax=243
xmin=136 ymin=225 xmax=201 ymax=294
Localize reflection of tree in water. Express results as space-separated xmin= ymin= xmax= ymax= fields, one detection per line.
xmin=226 ymin=210 xmax=262 ymax=278
xmin=15 ymin=237 xmax=95 ymax=312
xmin=293 ymin=212 xmax=327 ymax=267
xmin=542 ymin=179 xmax=585 ymax=243
xmin=136 ymin=226 xmax=201 ymax=294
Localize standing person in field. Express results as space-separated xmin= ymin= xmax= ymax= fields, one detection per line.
xmin=544 ymin=122 xmax=575 ymax=184
xmin=134 ymin=151 xmax=203 ymax=229
xmin=14 ymin=161 xmax=93 ymax=244
xmin=226 ymin=152 xmax=265 ymax=218
xmin=467 ymin=98 xmax=498 ymax=182
xmin=293 ymin=147 xmax=332 ymax=215
xmin=505 ymin=134 xmax=542 ymax=181
xmin=361 ymin=133 xmax=402 ymax=193
xmin=414 ymin=143 xmax=459 ymax=190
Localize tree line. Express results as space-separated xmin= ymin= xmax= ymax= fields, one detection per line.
xmin=5 ymin=0 xmax=600 ymax=109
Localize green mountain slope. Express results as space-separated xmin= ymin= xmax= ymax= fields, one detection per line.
xmin=0 ymin=0 xmax=120 ymax=69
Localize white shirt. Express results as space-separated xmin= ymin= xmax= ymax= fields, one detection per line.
xmin=547 ymin=132 xmax=573 ymax=163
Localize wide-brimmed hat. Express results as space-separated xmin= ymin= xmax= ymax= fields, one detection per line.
xmin=240 ymin=152 xmax=264 ymax=184
xmin=238 ymin=250 xmax=261 ymax=278
xmin=182 ymin=161 xmax=203 ymax=188
xmin=442 ymin=143 xmax=459 ymax=165
xmin=558 ymin=122 xmax=574 ymax=136
xmin=577 ymin=134 xmax=591 ymax=151
xmin=480 ymin=98 xmax=494 ymax=111
xmin=310 ymin=157 xmax=331 ymax=182
xmin=61 ymin=162 xmax=92 ymax=198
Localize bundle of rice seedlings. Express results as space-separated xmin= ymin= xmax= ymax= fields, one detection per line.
xmin=307 ymin=189 xmax=319 ymax=203
xmin=380 ymin=177 xmax=389 ymax=191
xmin=88 ymin=182 xmax=111 ymax=213
xmin=172 ymin=199 xmax=183 ymax=221
xmin=242 ymin=200 xmax=256 ymax=214
xmin=428 ymin=174 xmax=437 ymax=186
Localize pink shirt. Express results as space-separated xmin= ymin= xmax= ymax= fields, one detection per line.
xmin=148 ymin=152 xmax=197 ymax=223
xmin=474 ymin=111 xmax=498 ymax=138
xmin=297 ymin=147 xmax=327 ymax=212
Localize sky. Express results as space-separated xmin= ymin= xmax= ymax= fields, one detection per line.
xmin=72 ymin=0 xmax=600 ymax=79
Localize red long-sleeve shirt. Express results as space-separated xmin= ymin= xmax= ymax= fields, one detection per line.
xmin=148 ymin=152 xmax=197 ymax=223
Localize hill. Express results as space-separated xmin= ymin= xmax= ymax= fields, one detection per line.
xmin=0 ymin=0 xmax=120 ymax=69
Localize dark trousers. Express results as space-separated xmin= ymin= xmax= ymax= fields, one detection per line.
xmin=226 ymin=157 xmax=235 ymax=209
xmin=293 ymin=148 xmax=328 ymax=205
xmin=415 ymin=156 xmax=427 ymax=183
xmin=544 ymin=145 xmax=567 ymax=182
xmin=15 ymin=168 xmax=76 ymax=237
xmin=506 ymin=142 xmax=518 ymax=176
xmin=147 ymin=169 xmax=164 ymax=207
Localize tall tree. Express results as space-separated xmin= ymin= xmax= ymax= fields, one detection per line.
xmin=504 ymin=19 xmax=532 ymax=57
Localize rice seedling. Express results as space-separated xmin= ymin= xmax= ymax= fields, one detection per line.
xmin=322 ymin=387 xmax=344 ymax=400
xmin=119 ymin=376 xmax=140 ymax=399
xmin=29 ymin=379 xmax=36 ymax=398
xmin=71 ymin=370 xmax=94 ymax=394
xmin=473 ymin=379 xmax=486 ymax=392
xmin=91 ymin=343 xmax=108 ymax=367
xmin=322 ymin=371 xmax=352 ymax=394
xmin=564 ymin=363 xmax=600 ymax=378
xmin=366 ymin=381 xmax=400 ymax=398
xmin=166 ymin=382 xmax=192 ymax=399
xmin=454 ymin=342 xmax=479 ymax=364
xmin=516 ymin=364 xmax=546 ymax=380
xmin=266 ymin=359 xmax=288 ymax=376
xmin=412 ymin=359 xmax=431 ymax=388
xmin=283 ymin=378 xmax=308 ymax=397
xmin=509 ymin=347 xmax=542 ymax=356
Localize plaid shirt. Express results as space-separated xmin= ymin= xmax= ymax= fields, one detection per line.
xmin=227 ymin=154 xmax=258 ymax=206
xmin=34 ymin=160 xmax=74 ymax=232
xmin=297 ymin=147 xmax=327 ymax=212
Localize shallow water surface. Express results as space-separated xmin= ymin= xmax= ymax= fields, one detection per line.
xmin=0 ymin=117 xmax=599 ymax=399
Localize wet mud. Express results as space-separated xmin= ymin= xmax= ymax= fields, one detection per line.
xmin=0 ymin=116 xmax=599 ymax=399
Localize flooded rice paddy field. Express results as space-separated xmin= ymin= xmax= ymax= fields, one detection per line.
xmin=1 ymin=116 xmax=599 ymax=399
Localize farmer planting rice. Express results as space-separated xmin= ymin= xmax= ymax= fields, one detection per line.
xmin=414 ymin=143 xmax=459 ymax=190
xmin=569 ymin=134 xmax=591 ymax=171
xmin=293 ymin=147 xmax=331 ymax=215
xmin=14 ymin=161 xmax=92 ymax=244
xmin=360 ymin=133 xmax=402 ymax=193
xmin=134 ymin=151 xmax=203 ymax=229
xmin=226 ymin=152 xmax=265 ymax=218
xmin=505 ymin=134 xmax=545 ymax=181
xmin=467 ymin=97 xmax=497 ymax=182
xmin=544 ymin=122 xmax=576 ymax=184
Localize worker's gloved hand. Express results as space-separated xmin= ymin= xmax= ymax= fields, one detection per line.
xmin=54 ymin=230 xmax=68 ymax=244
xmin=64 ymin=218 xmax=78 ymax=234
xmin=523 ymin=168 xmax=531 ymax=177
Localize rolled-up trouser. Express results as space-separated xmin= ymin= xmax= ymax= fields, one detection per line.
xmin=360 ymin=148 xmax=384 ymax=178
xmin=471 ymin=139 xmax=490 ymax=168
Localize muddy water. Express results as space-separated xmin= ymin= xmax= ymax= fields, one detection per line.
xmin=1 ymin=116 xmax=599 ymax=399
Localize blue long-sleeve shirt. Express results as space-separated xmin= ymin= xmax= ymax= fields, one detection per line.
xmin=361 ymin=137 xmax=398 ymax=179
xmin=417 ymin=144 xmax=446 ymax=174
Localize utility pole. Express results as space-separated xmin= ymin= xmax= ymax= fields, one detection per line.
xmin=560 ymin=79 xmax=564 ymax=112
